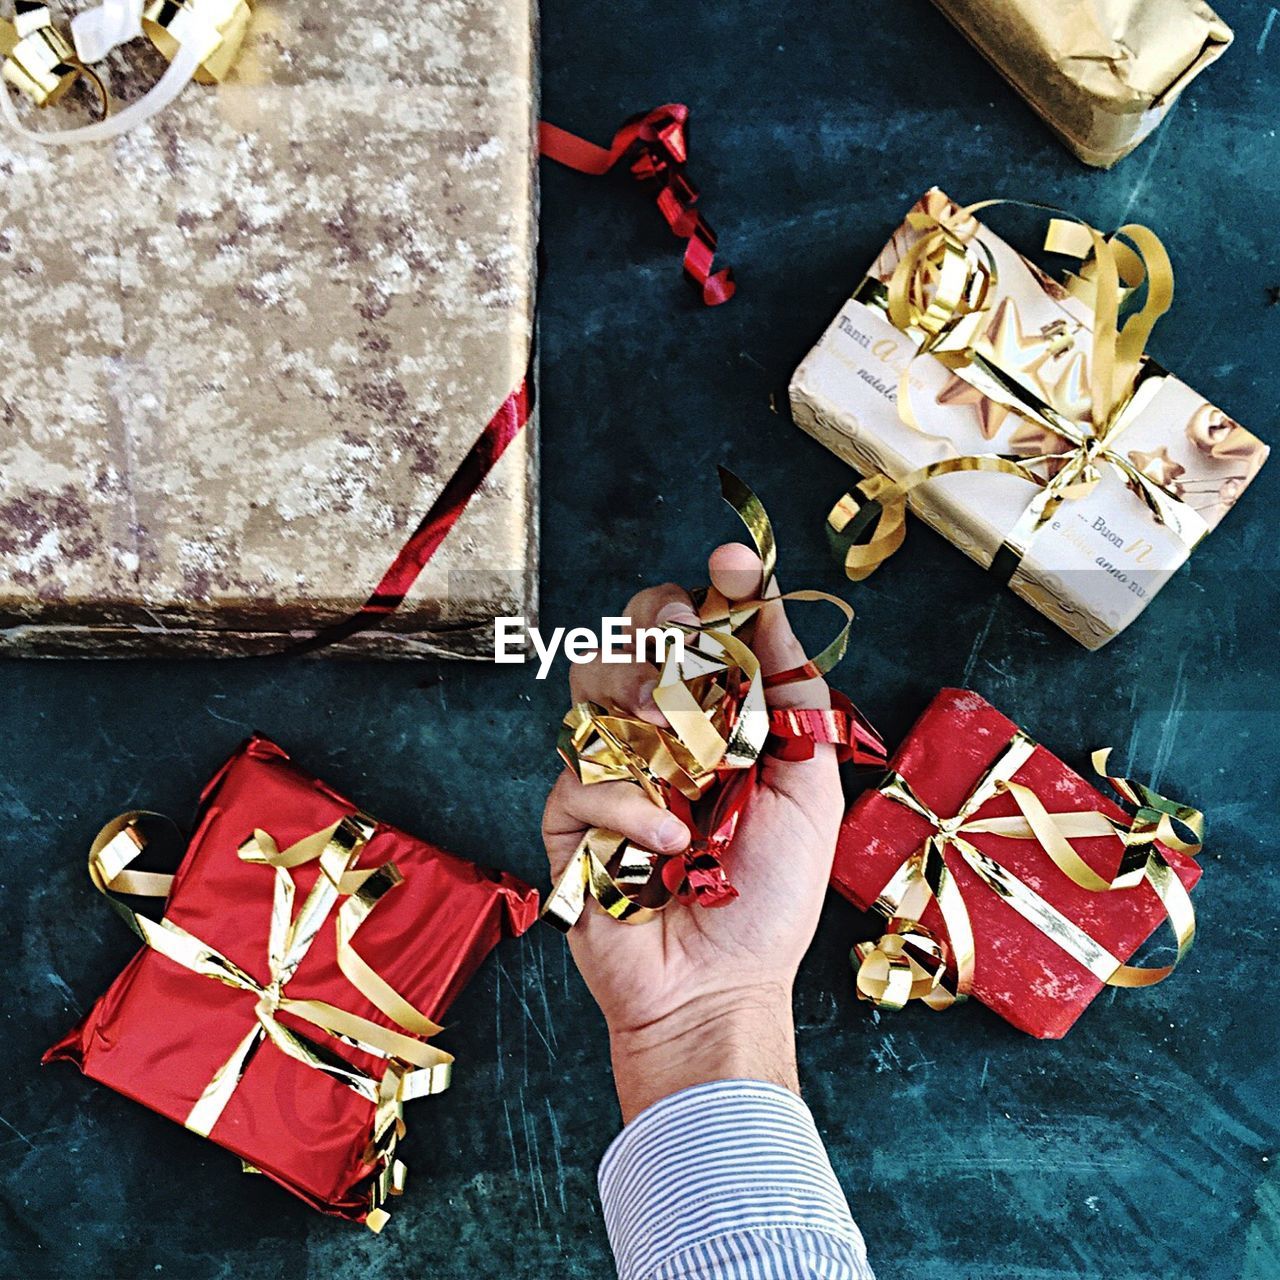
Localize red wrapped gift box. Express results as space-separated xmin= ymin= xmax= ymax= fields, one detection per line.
xmin=44 ymin=735 xmax=538 ymax=1228
xmin=833 ymin=689 xmax=1202 ymax=1038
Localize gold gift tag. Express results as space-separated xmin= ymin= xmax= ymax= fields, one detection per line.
xmin=1 ymin=3 xmax=86 ymax=107
xmin=142 ymin=0 xmax=253 ymax=84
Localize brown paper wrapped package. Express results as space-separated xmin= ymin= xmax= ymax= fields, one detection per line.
xmin=789 ymin=190 xmax=1268 ymax=650
xmin=932 ymin=0 xmax=1232 ymax=167
xmin=0 ymin=0 xmax=537 ymax=657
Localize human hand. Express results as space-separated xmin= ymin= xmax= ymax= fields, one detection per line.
xmin=541 ymin=542 xmax=844 ymax=1121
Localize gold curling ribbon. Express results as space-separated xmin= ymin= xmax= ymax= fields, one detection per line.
xmin=1 ymin=4 xmax=106 ymax=111
xmin=829 ymin=199 xmax=1210 ymax=585
xmin=543 ymin=469 xmax=865 ymax=931
xmin=142 ymin=0 xmax=253 ymax=83
xmin=1 ymin=0 xmax=250 ymax=133
xmin=542 ymin=618 xmax=776 ymax=930
xmin=852 ymin=730 xmax=1205 ymax=1012
xmin=88 ymin=811 xmax=454 ymax=1232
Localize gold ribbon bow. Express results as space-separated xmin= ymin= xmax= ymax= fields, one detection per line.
xmin=143 ymin=0 xmax=254 ymax=83
xmin=1 ymin=0 xmax=250 ymax=127
xmin=543 ymin=620 xmax=774 ymax=928
xmin=853 ymin=731 xmax=1205 ymax=1012
xmin=1 ymin=3 xmax=105 ymax=111
xmin=829 ymin=200 xmax=1209 ymax=585
xmin=90 ymin=811 xmax=453 ymax=1232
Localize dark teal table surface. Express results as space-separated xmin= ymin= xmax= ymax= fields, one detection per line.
xmin=3 ymin=2 xmax=1278 ymax=1277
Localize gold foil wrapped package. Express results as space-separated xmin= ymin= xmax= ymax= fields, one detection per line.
xmin=931 ymin=0 xmax=1233 ymax=167
xmin=789 ymin=189 xmax=1268 ymax=650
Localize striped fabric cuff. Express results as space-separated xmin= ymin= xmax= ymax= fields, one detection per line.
xmin=598 ymin=1080 xmax=868 ymax=1280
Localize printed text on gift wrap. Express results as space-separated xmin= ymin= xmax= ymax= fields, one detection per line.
xmin=494 ymin=618 xmax=686 ymax=679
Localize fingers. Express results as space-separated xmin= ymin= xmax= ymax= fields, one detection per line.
xmin=541 ymin=769 xmax=689 ymax=877
xmin=708 ymin=543 xmax=830 ymax=712
xmin=569 ymin=582 xmax=696 ymax=723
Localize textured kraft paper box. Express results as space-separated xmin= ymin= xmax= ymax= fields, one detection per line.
xmin=0 ymin=0 xmax=537 ymax=657
xmin=790 ymin=190 xmax=1268 ymax=650
xmin=931 ymin=0 xmax=1233 ymax=167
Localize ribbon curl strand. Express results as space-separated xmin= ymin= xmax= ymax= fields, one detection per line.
xmin=540 ymin=103 xmax=736 ymax=306
xmin=1 ymin=0 xmax=254 ymax=145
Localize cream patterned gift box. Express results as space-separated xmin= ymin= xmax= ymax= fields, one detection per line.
xmin=790 ymin=189 xmax=1268 ymax=650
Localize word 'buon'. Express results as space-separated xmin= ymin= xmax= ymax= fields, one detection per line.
xmin=494 ymin=618 xmax=686 ymax=679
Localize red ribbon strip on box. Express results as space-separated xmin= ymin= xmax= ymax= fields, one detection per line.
xmin=290 ymin=377 xmax=531 ymax=654
xmin=540 ymin=104 xmax=735 ymax=306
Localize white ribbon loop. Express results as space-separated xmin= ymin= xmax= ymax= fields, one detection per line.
xmin=0 ymin=38 xmax=200 ymax=143
xmin=70 ymin=0 xmax=143 ymax=63
xmin=2 ymin=0 xmax=240 ymax=146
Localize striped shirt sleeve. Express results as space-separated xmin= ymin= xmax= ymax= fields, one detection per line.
xmin=597 ymin=1079 xmax=874 ymax=1280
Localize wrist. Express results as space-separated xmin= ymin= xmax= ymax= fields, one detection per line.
xmin=607 ymin=984 xmax=798 ymax=1123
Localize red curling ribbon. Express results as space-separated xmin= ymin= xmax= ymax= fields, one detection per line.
xmin=661 ymin=771 xmax=752 ymax=909
xmin=288 ymin=377 xmax=532 ymax=655
xmin=539 ymin=104 xmax=736 ymax=307
xmin=657 ymin=694 xmax=887 ymax=910
xmin=768 ymin=692 xmax=888 ymax=766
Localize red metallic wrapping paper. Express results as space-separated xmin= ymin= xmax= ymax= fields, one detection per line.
xmin=833 ymin=690 xmax=1201 ymax=1039
xmin=43 ymin=735 xmax=539 ymax=1223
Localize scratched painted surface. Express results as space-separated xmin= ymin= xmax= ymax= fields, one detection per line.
xmin=1 ymin=1 xmax=1277 ymax=1277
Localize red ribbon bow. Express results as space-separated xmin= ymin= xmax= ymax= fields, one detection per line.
xmin=540 ymin=103 xmax=736 ymax=307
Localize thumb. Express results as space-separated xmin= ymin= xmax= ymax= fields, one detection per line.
xmin=707 ymin=543 xmax=830 ymax=712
